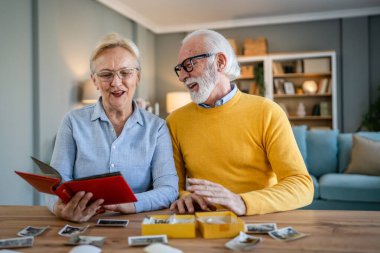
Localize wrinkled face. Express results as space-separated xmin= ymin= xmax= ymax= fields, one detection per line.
xmin=176 ymin=38 xmax=218 ymax=104
xmin=91 ymin=47 xmax=140 ymax=112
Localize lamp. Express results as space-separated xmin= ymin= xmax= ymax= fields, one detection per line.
xmin=302 ymin=80 xmax=318 ymax=94
xmin=166 ymin=92 xmax=191 ymax=113
xmin=81 ymin=79 xmax=99 ymax=104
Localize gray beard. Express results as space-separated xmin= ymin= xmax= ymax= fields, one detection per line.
xmin=186 ymin=63 xmax=217 ymax=104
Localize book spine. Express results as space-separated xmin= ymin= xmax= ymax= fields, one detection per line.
xmin=55 ymin=185 xmax=73 ymax=203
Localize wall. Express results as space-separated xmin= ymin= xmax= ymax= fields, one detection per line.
xmin=341 ymin=17 xmax=370 ymax=132
xmin=136 ymin=25 xmax=156 ymax=103
xmin=0 ymin=0 xmax=155 ymax=205
xmin=370 ymin=16 xmax=380 ymax=103
xmin=0 ymin=0 xmax=34 ymax=205
xmin=37 ymin=0 xmax=134 ymax=164
xmin=155 ymin=16 xmax=380 ymax=132
xmin=155 ymin=33 xmax=186 ymax=116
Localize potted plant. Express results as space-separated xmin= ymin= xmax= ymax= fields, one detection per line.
xmin=254 ymin=62 xmax=265 ymax=96
xmin=360 ymin=86 xmax=380 ymax=131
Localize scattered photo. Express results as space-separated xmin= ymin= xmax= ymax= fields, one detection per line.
xmin=128 ymin=235 xmax=168 ymax=246
xmin=58 ymin=224 xmax=89 ymax=237
xmin=17 ymin=226 xmax=49 ymax=237
xmin=269 ymin=226 xmax=308 ymax=241
xmin=245 ymin=223 xmax=277 ymax=234
xmin=225 ymin=232 xmax=261 ymax=251
xmin=144 ymin=243 xmax=183 ymax=253
xmin=66 ymin=235 xmax=105 ymax=247
xmin=96 ymin=219 xmax=129 ymax=227
xmin=0 ymin=236 xmax=34 ymax=249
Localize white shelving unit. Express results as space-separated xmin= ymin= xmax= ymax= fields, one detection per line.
xmin=237 ymin=51 xmax=337 ymax=130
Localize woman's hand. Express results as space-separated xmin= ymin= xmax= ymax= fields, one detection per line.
xmin=53 ymin=191 xmax=104 ymax=223
xmin=102 ymin=203 xmax=136 ymax=214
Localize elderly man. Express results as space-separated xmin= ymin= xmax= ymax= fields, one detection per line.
xmin=167 ymin=29 xmax=313 ymax=216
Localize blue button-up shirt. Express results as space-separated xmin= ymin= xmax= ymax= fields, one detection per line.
xmin=46 ymin=99 xmax=178 ymax=213
xmin=199 ymin=83 xmax=237 ymax=108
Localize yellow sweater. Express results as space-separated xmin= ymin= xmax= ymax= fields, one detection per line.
xmin=166 ymin=90 xmax=313 ymax=215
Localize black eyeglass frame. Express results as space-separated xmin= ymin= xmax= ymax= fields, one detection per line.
xmin=174 ymin=53 xmax=215 ymax=77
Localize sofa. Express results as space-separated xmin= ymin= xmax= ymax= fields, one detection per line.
xmin=292 ymin=126 xmax=380 ymax=210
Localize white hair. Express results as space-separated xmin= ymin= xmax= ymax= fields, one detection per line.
xmin=90 ymin=33 xmax=140 ymax=73
xmin=182 ymin=29 xmax=240 ymax=81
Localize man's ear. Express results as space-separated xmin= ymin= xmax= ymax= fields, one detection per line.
xmin=216 ymin=53 xmax=227 ymax=72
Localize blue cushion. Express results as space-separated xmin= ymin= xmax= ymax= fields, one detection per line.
xmin=292 ymin=125 xmax=307 ymax=163
xmin=338 ymin=132 xmax=380 ymax=173
xmin=319 ymin=173 xmax=380 ymax=202
xmin=306 ymin=130 xmax=339 ymax=177
xmin=311 ymin=174 xmax=319 ymax=199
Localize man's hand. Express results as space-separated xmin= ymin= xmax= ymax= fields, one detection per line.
xmin=102 ymin=203 xmax=136 ymax=214
xmin=187 ymin=178 xmax=247 ymax=216
xmin=54 ymin=191 xmax=104 ymax=223
xmin=170 ymin=193 xmax=217 ymax=214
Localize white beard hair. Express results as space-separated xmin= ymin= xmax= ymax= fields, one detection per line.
xmin=185 ymin=61 xmax=217 ymax=104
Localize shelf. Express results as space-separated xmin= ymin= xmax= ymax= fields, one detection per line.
xmin=274 ymin=94 xmax=331 ymax=98
xmin=236 ymin=51 xmax=337 ymax=130
xmin=288 ymin=116 xmax=332 ymax=120
xmin=273 ymin=73 xmax=331 ymax=78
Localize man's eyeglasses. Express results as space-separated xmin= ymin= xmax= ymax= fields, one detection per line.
xmin=174 ymin=53 xmax=214 ymax=77
xmin=94 ymin=67 xmax=139 ymax=82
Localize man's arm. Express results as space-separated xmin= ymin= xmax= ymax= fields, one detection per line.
xmin=239 ymin=101 xmax=314 ymax=215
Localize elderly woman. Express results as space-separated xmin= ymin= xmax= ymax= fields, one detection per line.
xmin=46 ymin=33 xmax=178 ymax=222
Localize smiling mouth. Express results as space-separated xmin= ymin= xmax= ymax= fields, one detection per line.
xmin=187 ymin=82 xmax=198 ymax=92
xmin=111 ymin=90 xmax=125 ymax=97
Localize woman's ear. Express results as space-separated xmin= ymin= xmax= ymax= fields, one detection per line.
xmin=137 ymin=70 xmax=141 ymax=84
xmin=91 ymin=74 xmax=99 ymax=90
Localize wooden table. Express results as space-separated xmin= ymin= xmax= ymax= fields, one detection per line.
xmin=0 ymin=206 xmax=379 ymax=252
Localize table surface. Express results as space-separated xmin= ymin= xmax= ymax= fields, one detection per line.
xmin=0 ymin=206 xmax=379 ymax=253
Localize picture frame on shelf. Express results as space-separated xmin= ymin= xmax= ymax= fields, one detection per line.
xmin=274 ymin=78 xmax=285 ymax=94
xmin=284 ymin=82 xmax=295 ymax=95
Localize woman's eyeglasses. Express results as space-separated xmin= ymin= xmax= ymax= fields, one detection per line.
xmin=94 ymin=67 xmax=139 ymax=82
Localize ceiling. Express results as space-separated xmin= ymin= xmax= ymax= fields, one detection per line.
xmin=97 ymin=0 xmax=380 ymax=34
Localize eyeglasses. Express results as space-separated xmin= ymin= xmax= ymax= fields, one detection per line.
xmin=94 ymin=67 xmax=139 ymax=82
xmin=174 ymin=53 xmax=214 ymax=77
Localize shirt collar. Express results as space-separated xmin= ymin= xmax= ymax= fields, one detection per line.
xmin=198 ymin=83 xmax=237 ymax=108
xmin=91 ymin=97 xmax=143 ymax=126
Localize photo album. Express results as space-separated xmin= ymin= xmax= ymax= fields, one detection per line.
xmin=15 ymin=157 xmax=137 ymax=205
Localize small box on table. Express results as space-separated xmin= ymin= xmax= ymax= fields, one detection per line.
xmin=141 ymin=214 xmax=196 ymax=238
xmin=195 ymin=211 xmax=245 ymax=239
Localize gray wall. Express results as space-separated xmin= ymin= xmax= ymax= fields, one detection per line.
xmin=370 ymin=16 xmax=380 ymax=102
xmin=0 ymin=0 xmax=155 ymax=205
xmin=155 ymin=17 xmax=380 ymax=132
xmin=155 ymin=33 xmax=186 ymax=116
xmin=136 ymin=25 xmax=156 ymax=103
xmin=342 ymin=17 xmax=370 ymax=132
xmin=0 ymin=0 xmax=34 ymax=205
xmin=37 ymin=0 xmax=134 ymax=164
